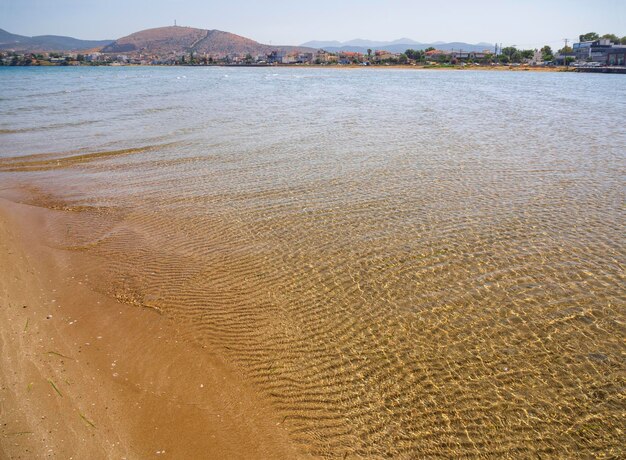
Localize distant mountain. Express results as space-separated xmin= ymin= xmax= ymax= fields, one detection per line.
xmin=302 ymin=38 xmax=421 ymax=48
xmin=343 ymin=38 xmax=423 ymax=47
xmin=103 ymin=26 xmax=313 ymax=56
xmin=0 ymin=28 xmax=113 ymax=51
xmin=389 ymin=38 xmax=423 ymax=45
xmin=300 ymin=40 xmax=344 ymax=49
xmin=1 ymin=26 xmax=496 ymax=56
xmin=0 ymin=29 xmax=28 ymax=44
xmin=302 ymin=38 xmax=494 ymax=53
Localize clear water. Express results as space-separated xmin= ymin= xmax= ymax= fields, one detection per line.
xmin=1 ymin=66 xmax=625 ymax=457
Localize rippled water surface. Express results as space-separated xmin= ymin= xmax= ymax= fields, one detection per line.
xmin=1 ymin=67 xmax=625 ymax=457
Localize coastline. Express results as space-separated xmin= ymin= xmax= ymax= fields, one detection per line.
xmin=0 ymin=195 xmax=302 ymax=459
xmin=0 ymin=61 xmax=578 ymax=73
xmin=226 ymin=64 xmax=575 ymax=72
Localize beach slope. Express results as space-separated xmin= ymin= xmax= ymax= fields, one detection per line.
xmin=0 ymin=197 xmax=300 ymax=459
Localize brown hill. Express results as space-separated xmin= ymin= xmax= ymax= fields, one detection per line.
xmin=102 ymin=26 xmax=312 ymax=56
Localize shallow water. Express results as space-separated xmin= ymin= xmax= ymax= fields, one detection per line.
xmin=1 ymin=66 xmax=625 ymax=457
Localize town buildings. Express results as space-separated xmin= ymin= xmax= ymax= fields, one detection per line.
xmin=573 ymin=39 xmax=626 ymax=66
xmin=3 ymin=36 xmax=625 ymax=68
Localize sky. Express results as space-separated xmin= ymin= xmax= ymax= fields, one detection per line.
xmin=1 ymin=0 xmax=624 ymax=48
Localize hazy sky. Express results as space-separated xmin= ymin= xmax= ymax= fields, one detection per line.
xmin=1 ymin=0 xmax=624 ymax=47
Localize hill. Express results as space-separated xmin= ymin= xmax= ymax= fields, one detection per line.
xmin=0 ymin=29 xmax=28 ymax=45
xmin=0 ymin=28 xmax=113 ymax=51
xmin=103 ymin=26 xmax=313 ymax=56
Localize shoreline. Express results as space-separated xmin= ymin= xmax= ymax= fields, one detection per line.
xmin=0 ymin=194 xmax=302 ymax=459
xmin=1 ymin=63 xmax=578 ymax=73
xmin=230 ymin=64 xmax=575 ymax=72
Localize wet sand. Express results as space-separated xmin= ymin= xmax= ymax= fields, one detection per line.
xmin=0 ymin=197 xmax=302 ymax=459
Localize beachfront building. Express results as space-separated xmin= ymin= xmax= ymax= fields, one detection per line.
xmin=297 ymin=52 xmax=314 ymax=64
xmin=374 ymin=50 xmax=397 ymax=62
xmin=606 ymin=47 xmax=626 ymax=66
xmin=267 ymin=50 xmax=285 ymax=64
xmin=449 ymin=51 xmax=489 ymax=61
xmin=338 ymin=51 xmax=363 ymax=64
xmin=424 ymin=49 xmax=450 ymax=61
xmin=86 ymin=52 xmax=103 ymax=62
xmin=281 ymin=53 xmax=297 ymax=64
xmin=279 ymin=52 xmax=314 ymax=64
xmin=573 ymin=39 xmax=626 ymax=65
xmin=315 ymin=51 xmax=337 ymax=64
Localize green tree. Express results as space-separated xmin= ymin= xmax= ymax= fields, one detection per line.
xmin=579 ymin=32 xmax=599 ymax=42
xmin=601 ymin=34 xmax=619 ymax=43
xmin=520 ymin=49 xmax=534 ymax=59
xmin=367 ymin=48 xmax=372 ymax=59
xmin=398 ymin=53 xmax=408 ymax=64
xmin=621 ymin=36 xmax=626 ymax=45
xmin=405 ymin=49 xmax=424 ymax=61
xmin=501 ymin=47 xmax=520 ymax=63
xmin=541 ymin=45 xmax=553 ymax=61
xmin=480 ymin=53 xmax=494 ymax=64
xmin=559 ymin=45 xmax=573 ymax=54
xmin=424 ymin=47 xmax=435 ymax=52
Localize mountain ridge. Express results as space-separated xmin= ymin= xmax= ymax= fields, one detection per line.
xmin=1 ymin=26 xmax=495 ymax=55
xmin=302 ymin=38 xmax=494 ymax=53
xmin=0 ymin=28 xmax=113 ymax=51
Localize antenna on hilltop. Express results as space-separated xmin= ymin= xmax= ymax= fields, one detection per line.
xmin=174 ymin=19 xmax=177 ymax=27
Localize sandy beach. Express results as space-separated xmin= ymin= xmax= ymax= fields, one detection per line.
xmin=0 ymin=196 xmax=301 ymax=459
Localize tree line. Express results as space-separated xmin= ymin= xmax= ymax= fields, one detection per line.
xmin=579 ymin=32 xmax=626 ymax=44
xmin=399 ymin=31 xmax=625 ymax=66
